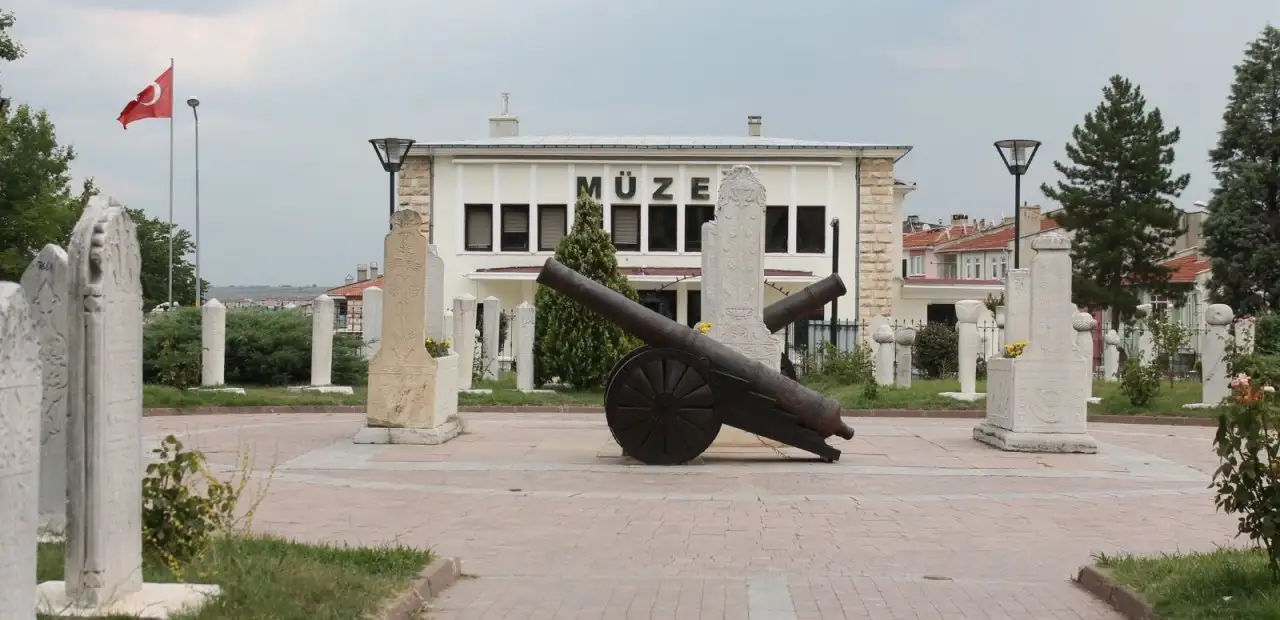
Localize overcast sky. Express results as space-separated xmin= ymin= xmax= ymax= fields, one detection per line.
xmin=3 ymin=0 xmax=1277 ymax=286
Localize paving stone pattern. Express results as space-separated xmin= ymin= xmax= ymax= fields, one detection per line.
xmin=141 ymin=413 xmax=1239 ymax=619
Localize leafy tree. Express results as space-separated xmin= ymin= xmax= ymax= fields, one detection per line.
xmin=124 ymin=207 xmax=208 ymax=311
xmin=533 ymin=189 xmax=640 ymax=389
xmin=0 ymin=11 xmax=95 ymax=280
xmin=1041 ymin=75 xmax=1191 ymax=328
xmin=1203 ymin=25 xmax=1280 ymax=315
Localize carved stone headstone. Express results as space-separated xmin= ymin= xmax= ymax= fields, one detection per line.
xmin=942 ymin=300 xmax=984 ymax=401
xmin=515 ymin=302 xmax=536 ymax=391
xmin=357 ymin=210 xmax=459 ymax=444
xmin=894 ymin=327 xmax=916 ymax=388
xmin=453 ymin=295 xmax=477 ymax=390
xmin=1074 ymin=312 xmax=1099 ymax=403
xmin=1134 ymin=304 xmax=1155 ymax=362
xmin=701 ymin=221 xmax=720 ymax=325
xmin=425 ymin=245 xmax=445 ymax=341
xmin=1004 ymin=269 xmax=1031 ymax=346
xmin=872 ymin=324 xmax=895 ymax=387
xmin=201 ymin=299 xmax=226 ymax=386
xmin=704 ymin=166 xmax=777 ymax=370
xmin=481 ymin=297 xmax=500 ymax=380
xmin=0 ymin=281 xmax=40 ymax=619
xmin=310 ymin=295 xmax=334 ymax=386
xmin=20 ymin=244 xmax=70 ymax=537
xmin=1186 ymin=304 xmax=1235 ymax=409
xmin=443 ymin=310 xmax=455 ymax=352
xmin=362 ymin=286 xmax=383 ymax=360
xmin=1102 ymin=329 xmax=1121 ymax=382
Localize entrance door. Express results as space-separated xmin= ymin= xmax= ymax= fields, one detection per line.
xmin=638 ymin=290 xmax=678 ymax=321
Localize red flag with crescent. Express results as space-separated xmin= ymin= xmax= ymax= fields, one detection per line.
xmin=117 ymin=67 xmax=173 ymax=129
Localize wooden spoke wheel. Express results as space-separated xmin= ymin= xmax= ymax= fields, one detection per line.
xmin=604 ymin=347 xmax=721 ymax=465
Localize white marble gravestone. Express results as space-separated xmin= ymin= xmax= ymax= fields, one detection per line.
xmin=355 ymin=210 xmax=460 ymax=445
xmin=894 ymin=327 xmax=916 ymax=388
xmin=200 ymin=299 xmax=226 ymax=386
xmin=425 ymin=245 xmax=445 ymax=341
xmin=481 ymin=296 xmax=500 ymax=380
xmin=941 ymin=300 xmax=985 ymax=402
xmin=701 ymin=221 xmax=721 ymax=325
xmin=1134 ymin=304 xmax=1155 ymax=362
xmin=872 ymin=324 xmax=896 ymax=387
xmin=974 ymin=230 xmax=1096 ymax=453
xmin=1102 ymin=329 xmax=1121 ymax=381
xmin=20 ymin=245 xmax=70 ymax=538
xmin=1184 ymin=304 xmax=1235 ymax=410
xmin=453 ymin=295 xmax=477 ymax=390
xmin=362 ymin=286 xmax=383 ymax=360
xmin=515 ymin=302 xmax=546 ymax=393
xmin=38 ymin=199 xmax=219 ymax=617
xmin=1074 ymin=312 xmax=1101 ymax=404
xmin=289 ymin=295 xmax=352 ymax=395
xmin=443 ymin=310 xmax=455 ymax=352
xmin=1003 ymin=269 xmax=1031 ymax=347
xmin=0 ymin=281 xmax=40 ymax=620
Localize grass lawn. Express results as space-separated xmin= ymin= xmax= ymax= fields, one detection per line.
xmin=36 ymin=535 xmax=432 ymax=620
xmin=1096 ymin=548 xmax=1280 ymax=619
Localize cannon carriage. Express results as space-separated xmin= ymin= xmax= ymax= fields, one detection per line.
xmin=536 ymin=258 xmax=855 ymax=465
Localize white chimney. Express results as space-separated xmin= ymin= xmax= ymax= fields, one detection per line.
xmin=747 ymin=115 xmax=762 ymax=137
xmin=356 ymin=263 xmax=368 ymax=282
xmin=488 ymin=92 xmax=519 ymax=138
xmin=369 ymin=261 xmax=379 ymax=280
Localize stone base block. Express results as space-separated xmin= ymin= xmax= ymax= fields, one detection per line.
xmin=36 ymin=581 xmax=220 ymax=619
xmin=288 ymin=385 xmax=354 ymax=395
xmin=972 ymin=422 xmax=1097 ymax=454
xmin=939 ymin=392 xmax=986 ymax=402
xmin=37 ymin=531 xmax=64 ymax=544
xmin=1182 ymin=402 xmax=1219 ymax=410
xmin=191 ymin=387 xmax=246 ymax=395
xmin=460 ymin=388 xmax=492 ymax=395
xmin=354 ymin=421 xmax=461 ymax=445
xmin=519 ymin=388 xmax=554 ymax=394
xmin=1086 ymin=397 xmax=1102 ymax=405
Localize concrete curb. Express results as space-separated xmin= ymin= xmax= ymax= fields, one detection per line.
xmin=379 ymin=557 xmax=462 ymax=620
xmin=140 ymin=404 xmax=1219 ymax=427
xmin=1074 ymin=565 xmax=1157 ymax=619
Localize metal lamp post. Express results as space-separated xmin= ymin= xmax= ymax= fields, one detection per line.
xmin=829 ymin=217 xmax=840 ymax=345
xmin=369 ymin=138 xmax=417 ymax=229
xmin=994 ymin=139 xmax=1041 ymax=269
xmin=188 ymin=96 xmax=202 ymax=306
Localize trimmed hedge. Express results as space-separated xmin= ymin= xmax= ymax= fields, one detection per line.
xmin=143 ymin=307 xmax=367 ymax=388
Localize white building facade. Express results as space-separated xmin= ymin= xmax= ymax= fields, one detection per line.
xmin=392 ymin=114 xmax=912 ymax=340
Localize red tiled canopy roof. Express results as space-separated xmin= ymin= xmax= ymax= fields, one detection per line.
xmin=903 ymin=225 xmax=975 ymax=249
xmin=933 ymin=218 xmax=1059 ymax=253
xmin=1162 ymin=253 xmax=1212 ymax=283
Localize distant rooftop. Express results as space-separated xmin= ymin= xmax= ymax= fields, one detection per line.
xmin=410 ymin=135 xmax=911 ymax=155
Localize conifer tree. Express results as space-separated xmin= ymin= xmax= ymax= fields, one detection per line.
xmin=1202 ymin=25 xmax=1280 ymax=315
xmin=533 ymin=190 xmax=640 ymax=389
xmin=1041 ymin=75 xmax=1191 ymax=327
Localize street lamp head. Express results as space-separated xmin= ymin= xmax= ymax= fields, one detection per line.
xmin=186 ymin=96 xmax=200 ymax=108
xmin=369 ymin=137 xmax=417 ymax=173
xmin=994 ymin=139 xmax=1042 ymax=176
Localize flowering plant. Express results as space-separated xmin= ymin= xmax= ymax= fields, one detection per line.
xmin=424 ymin=338 xmax=452 ymax=358
xmin=695 ymin=322 xmax=711 ymax=334
xmin=1003 ymin=341 xmax=1028 ymax=358
xmin=1213 ymin=370 xmax=1280 ymax=579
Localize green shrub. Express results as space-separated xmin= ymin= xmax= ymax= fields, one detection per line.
xmin=143 ymin=307 xmax=367 ymax=387
xmin=1149 ymin=314 xmax=1190 ymax=385
xmin=534 ymin=190 xmax=640 ymax=389
xmin=1255 ymin=313 xmax=1280 ymax=357
xmin=1118 ymin=351 xmax=1162 ymax=406
xmin=1212 ymin=373 xmax=1280 ymax=579
xmin=803 ymin=341 xmax=875 ymax=386
xmin=142 ymin=435 xmax=243 ymax=567
xmin=913 ymin=322 xmax=958 ymax=379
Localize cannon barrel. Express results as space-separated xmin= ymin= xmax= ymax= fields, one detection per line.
xmin=537 ymin=258 xmax=854 ymax=440
xmin=762 ymin=274 xmax=847 ymax=334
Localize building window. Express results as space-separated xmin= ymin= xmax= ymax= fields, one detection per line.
xmin=538 ymin=204 xmax=567 ymax=251
xmin=937 ymin=255 xmax=958 ymax=279
xmin=990 ymin=255 xmax=1008 ymax=280
xmin=611 ymin=205 xmax=640 ymax=251
xmin=684 ymin=204 xmax=714 ymax=251
xmin=686 ymin=290 xmax=701 ymax=327
xmin=964 ymin=256 xmax=983 ymax=279
xmin=648 ymin=204 xmax=677 ymax=252
xmin=796 ymin=206 xmax=826 ymax=253
xmin=500 ymin=204 xmax=530 ymax=252
xmin=908 ymin=255 xmax=925 ymax=276
xmin=765 ymin=206 xmax=788 ymax=253
xmin=464 ymin=204 xmax=493 ymax=252
xmin=1149 ymin=294 xmax=1170 ymax=318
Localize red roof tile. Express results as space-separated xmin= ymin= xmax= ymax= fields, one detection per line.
xmin=903 ymin=225 xmax=975 ymax=249
xmin=1161 ymin=253 xmax=1212 ymax=283
xmin=933 ymin=217 xmax=1057 ymax=253
xmin=326 ymin=278 xmax=382 ymax=298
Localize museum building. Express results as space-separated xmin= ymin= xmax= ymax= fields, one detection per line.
xmin=388 ymin=107 xmax=914 ymax=338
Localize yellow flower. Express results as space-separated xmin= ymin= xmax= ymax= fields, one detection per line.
xmin=695 ymin=322 xmax=711 ymax=334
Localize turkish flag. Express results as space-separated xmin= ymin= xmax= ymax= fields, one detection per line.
xmin=117 ymin=67 xmax=173 ymax=129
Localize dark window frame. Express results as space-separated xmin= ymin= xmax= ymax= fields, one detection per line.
xmin=647 ymin=204 xmax=678 ymax=252
xmin=611 ymin=204 xmax=641 ymax=251
xmin=683 ymin=204 xmax=715 ymax=252
xmin=796 ymin=205 xmax=827 ymax=254
xmin=765 ymin=205 xmax=789 ymax=254
xmin=464 ymin=203 xmax=494 ymax=252
xmin=500 ymin=203 xmax=531 ymax=252
xmin=537 ymin=204 xmax=568 ymax=251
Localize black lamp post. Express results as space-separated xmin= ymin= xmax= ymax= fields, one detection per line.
xmin=369 ymin=137 xmax=417 ymax=229
xmin=994 ymin=139 xmax=1041 ymax=269
xmin=829 ymin=217 xmax=840 ymax=346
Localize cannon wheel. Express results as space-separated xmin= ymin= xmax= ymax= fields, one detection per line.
xmin=604 ymin=347 xmax=721 ymax=465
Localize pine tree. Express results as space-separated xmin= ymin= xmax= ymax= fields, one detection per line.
xmin=1041 ymin=75 xmax=1191 ymax=327
xmin=533 ymin=190 xmax=640 ymax=389
xmin=1202 ymin=25 xmax=1280 ymax=315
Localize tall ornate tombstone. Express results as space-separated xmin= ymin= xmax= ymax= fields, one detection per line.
xmin=1102 ymin=329 xmax=1121 ymax=381
xmin=1134 ymin=304 xmax=1155 ymax=362
xmin=0 ymin=282 xmax=40 ymax=620
xmin=1074 ymin=312 xmax=1100 ymax=403
xmin=200 ymin=299 xmax=226 ymax=386
xmin=872 ymin=324 xmax=896 ymax=387
xmin=974 ymin=230 xmax=1097 ymax=453
xmin=480 ymin=296 xmax=500 ymax=380
xmin=362 ymin=286 xmax=383 ymax=360
xmin=38 ymin=200 xmax=219 ymax=615
xmin=1185 ymin=304 xmax=1235 ymax=409
xmin=515 ymin=302 xmax=539 ymax=392
xmin=942 ymin=300 xmax=985 ymax=401
xmin=20 ymin=245 xmax=70 ymax=538
xmin=289 ymin=295 xmax=352 ymax=394
xmin=700 ymin=221 xmax=720 ymax=325
xmin=425 ymin=245 xmax=445 ymax=341
xmin=1004 ymin=269 xmax=1031 ymax=346
xmin=452 ymin=295 xmax=477 ymax=390
xmin=355 ymin=210 xmax=460 ymax=445
xmin=894 ymin=327 xmax=916 ymax=388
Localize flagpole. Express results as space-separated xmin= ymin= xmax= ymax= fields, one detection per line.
xmin=166 ymin=57 xmax=175 ymax=308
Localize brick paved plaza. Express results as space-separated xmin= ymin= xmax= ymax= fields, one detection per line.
xmin=143 ymin=412 xmax=1239 ymax=619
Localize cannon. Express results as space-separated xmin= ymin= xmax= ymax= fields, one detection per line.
xmin=762 ymin=274 xmax=847 ymax=380
xmin=536 ymin=258 xmax=854 ymax=465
